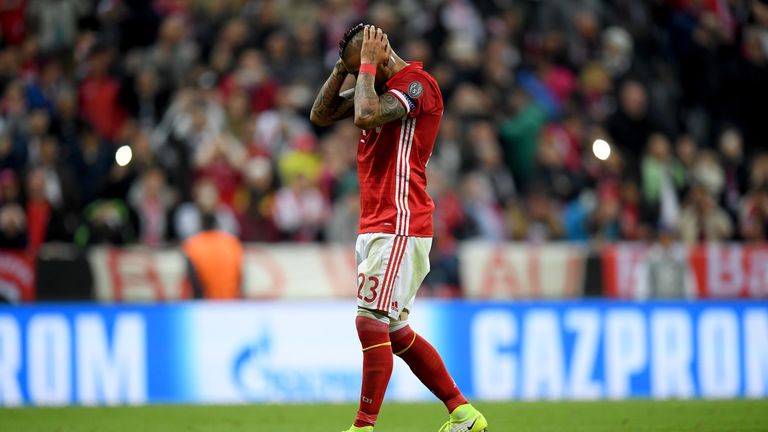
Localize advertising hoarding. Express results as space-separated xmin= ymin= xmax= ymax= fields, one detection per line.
xmin=0 ymin=300 xmax=766 ymax=406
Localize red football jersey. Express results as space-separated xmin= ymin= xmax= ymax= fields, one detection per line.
xmin=357 ymin=62 xmax=443 ymax=237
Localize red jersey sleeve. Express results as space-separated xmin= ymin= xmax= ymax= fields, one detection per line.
xmin=386 ymin=70 xmax=436 ymax=118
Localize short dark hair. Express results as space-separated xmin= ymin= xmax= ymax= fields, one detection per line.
xmin=338 ymin=23 xmax=365 ymax=59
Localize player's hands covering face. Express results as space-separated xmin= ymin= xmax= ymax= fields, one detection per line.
xmin=360 ymin=25 xmax=391 ymax=67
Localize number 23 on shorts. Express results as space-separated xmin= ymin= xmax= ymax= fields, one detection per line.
xmin=357 ymin=273 xmax=380 ymax=303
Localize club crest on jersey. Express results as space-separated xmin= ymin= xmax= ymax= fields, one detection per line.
xmin=407 ymin=81 xmax=423 ymax=98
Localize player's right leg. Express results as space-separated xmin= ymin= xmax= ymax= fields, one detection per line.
xmin=349 ymin=309 xmax=392 ymax=430
xmin=340 ymin=312 xmax=388 ymax=432
xmin=342 ymin=234 xmax=404 ymax=431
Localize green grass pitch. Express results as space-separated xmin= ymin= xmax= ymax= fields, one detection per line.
xmin=2 ymin=400 xmax=767 ymax=431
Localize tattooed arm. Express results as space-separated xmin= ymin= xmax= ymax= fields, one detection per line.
xmin=309 ymin=60 xmax=355 ymax=127
xmin=353 ymin=77 xmax=406 ymax=130
xmin=353 ymin=26 xmax=406 ymax=130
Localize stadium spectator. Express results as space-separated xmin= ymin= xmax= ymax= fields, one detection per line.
xmin=27 ymin=0 xmax=86 ymax=54
xmin=119 ymin=66 xmax=170 ymax=132
xmin=290 ymin=22 xmax=327 ymax=85
xmin=75 ymin=198 xmax=134 ymax=246
xmin=498 ymin=90 xmax=547 ymax=189
xmin=49 ymin=87 xmax=84 ymax=155
xmin=635 ymin=226 xmax=696 ymax=299
xmin=719 ymin=128 xmax=749 ymax=219
xmin=1 ymin=83 xmax=29 ymax=168
xmin=740 ymin=185 xmax=768 ymax=242
xmin=678 ymin=182 xmax=734 ymax=244
xmin=641 ymin=133 xmax=687 ymax=230
xmin=154 ymin=90 xmax=224 ymax=196
xmin=561 ymin=192 xmax=594 ymax=242
xmin=223 ymin=91 xmax=252 ymax=142
xmin=469 ymin=120 xmax=516 ymax=205
xmin=0 ymin=202 xmax=26 ymax=249
xmin=37 ymin=134 xmax=80 ymax=212
xmin=23 ymin=109 xmax=51 ymax=166
xmin=750 ymin=153 xmax=768 ymax=190
xmin=579 ymin=62 xmax=613 ymax=122
xmin=175 ymin=178 xmax=239 ymax=240
xmin=183 ymin=212 xmax=243 ymax=300
xmin=253 ymin=84 xmax=313 ymax=158
xmin=518 ymin=186 xmax=565 ymax=242
xmin=318 ymin=123 xmax=357 ymax=202
xmin=532 ymin=128 xmax=583 ymax=202
xmin=325 ymin=175 xmax=359 ymax=244
xmin=273 ymin=151 xmax=328 ymax=241
xmin=129 ymin=167 xmax=175 ymax=247
xmin=430 ymin=114 xmax=462 ymax=183
xmin=675 ymin=134 xmax=699 ymax=171
xmin=461 ymin=172 xmax=505 ymax=241
xmin=690 ymin=150 xmax=725 ymax=198
xmin=24 ymin=167 xmax=74 ymax=251
xmin=193 ymin=133 xmax=245 ymax=208
xmin=78 ymin=44 xmax=125 ymax=141
xmin=0 ymin=0 xmax=27 ymax=46
xmin=0 ymin=168 xmax=17 ymax=204
xmin=618 ymin=180 xmax=646 ymax=241
xmin=160 ymin=91 xmax=224 ymax=155
xmin=69 ymin=124 xmax=113 ymax=205
xmin=589 ymin=193 xmax=621 ymax=242
xmin=0 ymin=133 xmax=25 ymax=173
xmin=608 ymin=81 xmax=662 ymax=165
xmin=232 ymin=50 xmax=279 ymax=114
xmin=237 ymin=156 xmax=278 ymax=242
xmin=122 ymin=127 xmax=156 ymax=175
xmin=141 ymin=15 xmax=198 ymax=91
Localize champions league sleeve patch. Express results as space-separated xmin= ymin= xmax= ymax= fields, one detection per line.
xmin=407 ymin=81 xmax=424 ymax=98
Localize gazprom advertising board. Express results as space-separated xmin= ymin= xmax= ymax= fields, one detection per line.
xmin=0 ymin=301 xmax=766 ymax=406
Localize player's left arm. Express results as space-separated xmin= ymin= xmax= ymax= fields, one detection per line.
xmin=353 ymin=26 xmax=406 ymax=130
xmin=310 ymin=60 xmax=356 ymax=126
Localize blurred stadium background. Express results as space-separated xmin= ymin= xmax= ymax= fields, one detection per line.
xmin=0 ymin=0 xmax=767 ymax=430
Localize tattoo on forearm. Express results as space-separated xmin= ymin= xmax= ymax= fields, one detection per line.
xmin=379 ymin=94 xmax=405 ymax=121
xmin=354 ymin=73 xmax=379 ymax=120
xmin=311 ymin=64 xmax=354 ymax=123
xmin=354 ymin=74 xmax=406 ymax=128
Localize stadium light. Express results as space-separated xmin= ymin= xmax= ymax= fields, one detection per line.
xmin=592 ymin=139 xmax=611 ymax=161
xmin=116 ymin=145 xmax=133 ymax=167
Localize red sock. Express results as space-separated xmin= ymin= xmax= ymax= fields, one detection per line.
xmin=390 ymin=325 xmax=468 ymax=413
xmin=354 ymin=316 xmax=393 ymax=427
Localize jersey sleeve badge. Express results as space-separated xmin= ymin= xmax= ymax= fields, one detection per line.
xmin=407 ymin=81 xmax=423 ymax=98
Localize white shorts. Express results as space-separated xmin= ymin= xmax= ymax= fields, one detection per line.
xmin=355 ymin=233 xmax=432 ymax=320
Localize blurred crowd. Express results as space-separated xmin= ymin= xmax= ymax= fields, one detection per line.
xmin=0 ymin=0 xmax=767 ymax=265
